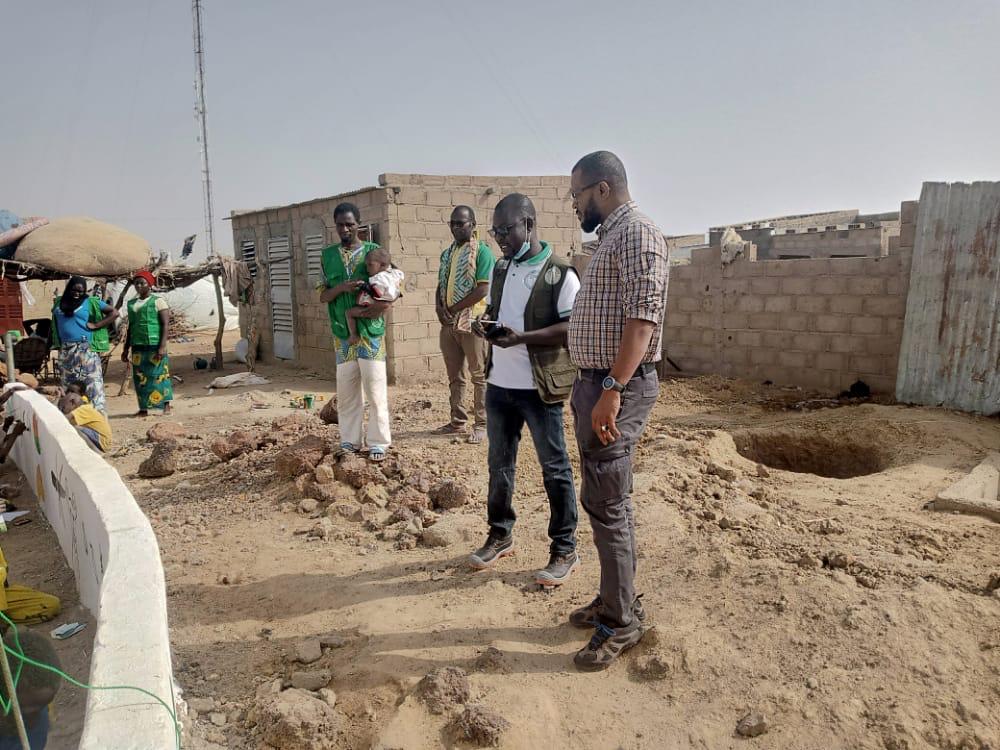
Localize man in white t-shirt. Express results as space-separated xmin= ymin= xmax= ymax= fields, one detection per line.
xmin=469 ymin=194 xmax=582 ymax=586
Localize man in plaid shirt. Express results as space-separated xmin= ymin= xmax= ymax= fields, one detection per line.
xmin=566 ymin=150 xmax=670 ymax=671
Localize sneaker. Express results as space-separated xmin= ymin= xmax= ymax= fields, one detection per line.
xmin=534 ymin=551 xmax=580 ymax=586
xmin=573 ymin=619 xmax=645 ymax=672
xmin=568 ymin=594 xmax=647 ymax=629
xmin=468 ymin=535 xmax=514 ymax=570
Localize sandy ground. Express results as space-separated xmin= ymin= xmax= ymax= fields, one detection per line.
xmin=25 ymin=330 xmax=1000 ymax=749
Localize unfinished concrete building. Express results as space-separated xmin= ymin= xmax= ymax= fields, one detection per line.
xmin=708 ymin=209 xmax=901 ymax=260
xmin=228 ymin=173 xmax=580 ymax=380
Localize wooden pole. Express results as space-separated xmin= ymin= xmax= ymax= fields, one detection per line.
xmin=212 ymin=272 xmax=225 ymax=370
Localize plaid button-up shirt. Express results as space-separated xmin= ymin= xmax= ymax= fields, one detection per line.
xmin=568 ymin=201 xmax=669 ymax=369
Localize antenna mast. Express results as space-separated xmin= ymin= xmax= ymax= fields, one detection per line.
xmin=192 ymin=0 xmax=216 ymax=257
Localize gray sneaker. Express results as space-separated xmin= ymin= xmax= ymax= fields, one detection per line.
xmin=569 ymin=594 xmax=646 ymax=629
xmin=468 ymin=535 xmax=514 ymax=570
xmin=534 ymin=551 xmax=580 ymax=586
xmin=573 ymin=619 xmax=645 ymax=672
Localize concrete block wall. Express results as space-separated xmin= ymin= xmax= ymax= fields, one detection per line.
xmin=767 ymin=225 xmax=888 ymax=259
xmin=6 ymin=386 xmax=176 ymax=748
xmin=378 ymin=173 xmax=580 ymax=381
xmin=665 ymin=202 xmax=916 ymax=393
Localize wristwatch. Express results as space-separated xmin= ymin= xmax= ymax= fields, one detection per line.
xmin=601 ymin=376 xmax=626 ymax=393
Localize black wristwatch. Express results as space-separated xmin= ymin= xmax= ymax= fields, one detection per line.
xmin=601 ymin=375 xmax=626 ymax=393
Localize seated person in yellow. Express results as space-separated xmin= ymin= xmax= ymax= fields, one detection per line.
xmin=58 ymin=389 xmax=112 ymax=453
xmin=0 ymin=630 xmax=62 ymax=750
xmin=0 ymin=546 xmax=60 ymax=625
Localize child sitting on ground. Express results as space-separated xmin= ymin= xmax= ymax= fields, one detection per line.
xmin=58 ymin=389 xmax=112 ymax=453
xmin=0 ymin=629 xmax=62 ymax=750
xmin=345 ymin=247 xmax=404 ymax=345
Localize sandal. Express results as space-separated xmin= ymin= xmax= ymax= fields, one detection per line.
xmin=433 ymin=424 xmax=465 ymax=435
xmin=467 ymin=426 xmax=486 ymax=445
xmin=369 ymin=447 xmax=387 ymax=462
xmin=332 ymin=443 xmax=357 ymax=459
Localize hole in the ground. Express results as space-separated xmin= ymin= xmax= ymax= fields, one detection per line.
xmin=731 ymin=428 xmax=892 ymax=479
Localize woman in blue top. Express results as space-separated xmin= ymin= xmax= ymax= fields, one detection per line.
xmin=52 ymin=276 xmax=118 ymax=414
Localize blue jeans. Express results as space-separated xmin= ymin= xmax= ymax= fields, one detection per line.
xmin=486 ymin=385 xmax=577 ymax=555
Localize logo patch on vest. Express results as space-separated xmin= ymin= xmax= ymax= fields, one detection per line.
xmin=544 ymin=266 xmax=563 ymax=285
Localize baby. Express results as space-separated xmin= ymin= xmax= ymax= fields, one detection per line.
xmin=346 ymin=247 xmax=405 ymax=345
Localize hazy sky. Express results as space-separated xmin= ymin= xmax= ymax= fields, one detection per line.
xmin=4 ymin=1 xmax=999 ymax=260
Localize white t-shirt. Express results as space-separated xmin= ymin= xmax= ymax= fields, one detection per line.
xmin=486 ymin=247 xmax=580 ymax=390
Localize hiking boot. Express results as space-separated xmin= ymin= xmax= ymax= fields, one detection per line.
xmin=534 ymin=551 xmax=580 ymax=586
xmin=468 ymin=535 xmax=514 ymax=570
xmin=568 ymin=594 xmax=647 ymax=629
xmin=573 ymin=619 xmax=645 ymax=672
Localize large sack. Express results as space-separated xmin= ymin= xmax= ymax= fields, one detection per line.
xmin=16 ymin=216 xmax=151 ymax=276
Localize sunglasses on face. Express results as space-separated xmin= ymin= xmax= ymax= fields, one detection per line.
xmin=488 ymin=219 xmax=526 ymax=240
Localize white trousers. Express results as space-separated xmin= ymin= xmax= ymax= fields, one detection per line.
xmin=336 ymin=359 xmax=392 ymax=450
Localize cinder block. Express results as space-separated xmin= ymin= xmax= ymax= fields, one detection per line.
xmin=749 ymin=277 xmax=781 ymax=295
xmin=778 ymin=350 xmax=810 ymax=368
xmin=678 ymin=297 xmax=702 ymax=313
xmin=900 ymin=200 xmax=918 ymax=225
xmin=750 ymin=348 xmax=776 ymax=365
xmin=764 ymin=296 xmax=794 ymax=313
xmin=863 ymin=296 xmax=907 ymax=317
xmin=795 ymin=296 xmax=827 ymax=314
xmin=865 ymin=335 xmax=900 ymax=356
xmin=816 ymin=352 xmax=846 ymax=371
xmin=886 ymin=275 xmax=909 ymax=297
xmin=665 ymin=312 xmax=691 ymax=329
xmin=722 ymin=312 xmax=746 ymax=329
xmin=846 ymin=277 xmax=885 ymax=296
xmin=792 ymin=334 xmax=830 ymax=352
xmin=690 ymin=312 xmax=714 ymax=328
xmin=815 ymin=315 xmax=850 ymax=333
xmin=779 ymin=277 xmax=813 ymax=296
xmin=738 ymin=296 xmax=766 ymax=313
xmin=749 ymin=313 xmax=780 ymax=330
xmin=813 ymin=277 xmax=847 ymax=295
xmin=849 ymin=354 xmax=885 ymax=375
xmin=829 ymin=335 xmax=865 ymax=354
xmin=829 ymin=296 xmax=863 ymax=315
xmin=735 ymin=331 xmax=762 ymax=347
xmin=780 ymin=314 xmax=809 ymax=331
xmin=850 ymin=316 xmax=883 ymax=335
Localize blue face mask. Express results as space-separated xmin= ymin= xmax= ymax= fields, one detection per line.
xmin=513 ymin=241 xmax=531 ymax=261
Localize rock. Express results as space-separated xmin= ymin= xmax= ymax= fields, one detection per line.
xmin=806 ymin=677 xmax=819 ymax=690
xmin=796 ymin=553 xmax=822 ymax=570
xmin=718 ymin=516 xmax=737 ymax=530
xmin=147 ymin=422 xmax=188 ymax=443
xmin=209 ymin=712 xmax=227 ymax=727
xmin=420 ymin=515 xmax=475 ymax=548
xmin=755 ymin=463 xmax=770 ymax=478
xmin=429 ymin=480 xmax=470 ymax=510
xmin=308 ymin=519 xmax=334 ymax=540
xmin=318 ymin=688 xmax=338 ymax=709
xmin=257 ymin=687 xmax=340 ymax=749
xmin=416 ymin=666 xmax=471 ymax=715
xmin=210 ymin=429 xmax=260 ymax=461
xmin=295 ymin=640 xmax=323 ymax=664
xmin=275 ymin=435 xmax=329 ymax=478
xmin=138 ymin=443 xmax=178 ymax=478
xmin=473 ymin=646 xmax=510 ymax=673
xmin=319 ymin=634 xmax=347 ymax=649
xmin=334 ymin=454 xmax=384 ymax=489
xmin=706 ymin=462 xmax=738 ymax=482
xmin=632 ymin=654 xmax=671 ymax=681
xmin=736 ymin=711 xmax=769 ymax=738
xmin=359 ymin=483 xmax=390 ymax=508
xmin=290 ymin=670 xmax=331 ymax=691
xmin=986 ymin=573 xmax=1000 ymax=592
xmin=313 ymin=463 xmax=336 ymax=485
xmin=188 ymin=697 xmax=215 ymax=714
xmin=392 ymin=487 xmax=432 ymax=511
xmin=319 ymin=399 xmax=338 ymax=425
xmin=824 ymin=552 xmax=854 ymax=570
xmin=217 ymin=572 xmax=243 ymax=585
xmin=298 ymin=498 xmax=319 ymax=514
xmin=407 ymin=471 xmax=433 ymax=494
xmin=272 ymin=413 xmax=310 ymax=432
xmin=449 ymin=704 xmax=510 ymax=747
xmin=330 ymin=502 xmax=362 ymax=521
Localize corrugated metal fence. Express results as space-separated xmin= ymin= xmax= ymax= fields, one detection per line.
xmin=896 ymin=181 xmax=1000 ymax=414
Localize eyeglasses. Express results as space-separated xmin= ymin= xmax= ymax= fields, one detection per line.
xmin=488 ymin=218 xmax=526 ymax=240
xmin=569 ymin=180 xmax=604 ymax=201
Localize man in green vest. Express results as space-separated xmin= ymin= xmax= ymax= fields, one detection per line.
xmin=469 ymin=194 xmax=581 ymax=587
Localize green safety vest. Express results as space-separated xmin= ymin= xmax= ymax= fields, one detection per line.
xmin=127 ymin=295 xmax=163 ymax=346
xmin=51 ymin=296 xmax=111 ymax=353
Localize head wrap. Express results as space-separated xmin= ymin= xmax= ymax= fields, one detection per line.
xmin=133 ymin=270 xmax=157 ymax=287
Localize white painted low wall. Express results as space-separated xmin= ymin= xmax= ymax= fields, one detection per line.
xmin=5 ymin=386 xmax=177 ymax=749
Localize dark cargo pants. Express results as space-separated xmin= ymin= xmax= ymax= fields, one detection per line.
xmin=570 ymin=366 xmax=658 ymax=628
